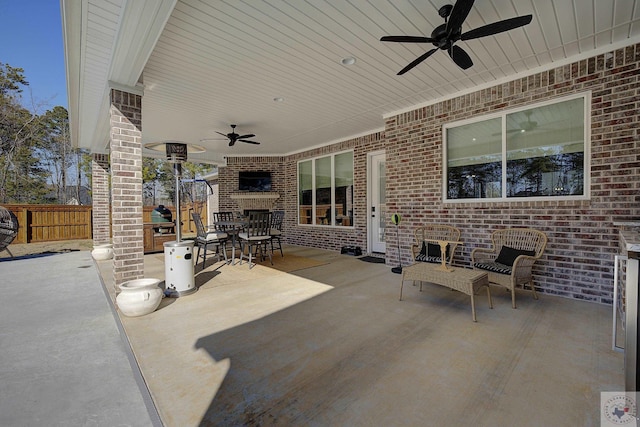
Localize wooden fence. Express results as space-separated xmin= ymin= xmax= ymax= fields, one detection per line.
xmin=4 ymin=204 xmax=205 ymax=244
xmin=4 ymin=204 xmax=93 ymax=244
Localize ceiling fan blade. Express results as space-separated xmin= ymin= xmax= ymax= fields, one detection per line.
xmin=215 ymin=131 xmax=228 ymax=137
xmin=461 ymin=15 xmax=533 ymax=41
xmin=492 ymin=128 xmax=527 ymax=136
xmin=239 ymin=140 xmax=260 ymax=145
xmin=236 ymin=133 xmax=255 ymax=139
xmin=449 ymin=45 xmax=473 ymax=69
xmin=380 ymin=35 xmax=436 ymax=43
xmin=446 ymin=0 xmax=475 ymax=36
xmin=397 ymin=48 xmax=438 ymax=75
xmin=228 ymin=140 xmax=236 ymax=147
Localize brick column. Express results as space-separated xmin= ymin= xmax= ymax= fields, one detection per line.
xmin=91 ymin=153 xmax=110 ymax=244
xmin=110 ymin=89 xmax=144 ymax=287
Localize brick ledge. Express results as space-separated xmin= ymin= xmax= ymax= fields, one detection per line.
xmin=230 ymin=192 xmax=280 ymax=211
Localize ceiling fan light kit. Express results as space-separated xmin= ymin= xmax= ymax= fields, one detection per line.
xmin=380 ymin=0 xmax=532 ymax=75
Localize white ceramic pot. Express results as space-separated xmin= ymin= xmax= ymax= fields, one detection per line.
xmin=92 ymin=243 xmax=113 ymax=260
xmin=116 ymin=278 xmax=163 ymax=317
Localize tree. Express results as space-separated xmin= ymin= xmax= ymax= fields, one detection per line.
xmin=142 ymin=157 xmax=169 ymax=205
xmin=38 ymin=105 xmax=91 ymax=204
xmin=179 ymin=162 xmax=215 ymax=210
xmin=0 ymin=62 xmax=49 ymax=203
xmin=78 ymin=150 xmax=93 ymax=194
xmin=2 ymin=61 xmax=210 ymax=205
xmin=142 ymin=158 xmax=215 ymax=206
xmin=182 ymin=162 xmax=214 ymax=180
xmin=39 ymin=106 xmax=72 ymax=203
xmin=0 ymin=62 xmax=28 ymax=95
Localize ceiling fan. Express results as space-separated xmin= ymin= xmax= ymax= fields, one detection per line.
xmin=201 ymin=124 xmax=260 ymax=146
xmin=492 ymin=111 xmax=539 ymax=136
xmin=510 ymin=111 xmax=538 ymax=133
xmin=380 ymin=0 xmax=532 ymax=75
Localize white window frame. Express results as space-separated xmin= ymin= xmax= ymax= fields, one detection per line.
xmin=297 ymin=150 xmax=354 ymax=227
xmin=443 ymin=92 xmax=591 ymax=203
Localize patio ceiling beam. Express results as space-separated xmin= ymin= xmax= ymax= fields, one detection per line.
xmin=109 ymin=0 xmax=177 ymax=86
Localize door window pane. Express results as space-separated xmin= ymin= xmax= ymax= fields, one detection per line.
xmin=378 ymin=160 xmax=386 ymax=241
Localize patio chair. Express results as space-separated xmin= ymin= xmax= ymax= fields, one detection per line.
xmin=192 ymin=212 xmax=228 ymax=271
xmin=212 ymin=211 xmax=235 ymax=225
xmin=411 ymin=224 xmax=461 ymax=265
xmin=213 ymin=211 xmax=241 ymax=260
xmin=270 ymin=210 xmax=284 ymax=257
xmin=238 ymin=211 xmax=272 ymax=269
xmin=0 ymin=206 xmax=18 ymax=258
xmin=471 ymin=228 xmax=548 ymax=309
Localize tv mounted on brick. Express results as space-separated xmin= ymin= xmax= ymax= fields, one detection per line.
xmin=239 ymin=171 xmax=272 ymax=192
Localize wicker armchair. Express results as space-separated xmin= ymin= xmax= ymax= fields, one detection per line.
xmin=411 ymin=224 xmax=461 ymax=265
xmin=471 ymin=228 xmax=547 ymax=309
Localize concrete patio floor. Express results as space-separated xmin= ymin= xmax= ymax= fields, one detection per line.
xmin=0 ymin=241 xmax=624 ymax=426
xmin=0 ymin=248 xmax=161 ymax=427
xmin=92 ymin=244 xmax=623 ymax=426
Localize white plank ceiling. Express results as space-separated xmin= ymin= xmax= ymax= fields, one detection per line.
xmin=64 ymin=0 xmax=640 ymax=163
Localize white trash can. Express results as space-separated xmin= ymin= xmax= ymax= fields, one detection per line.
xmin=164 ymin=240 xmax=196 ymax=297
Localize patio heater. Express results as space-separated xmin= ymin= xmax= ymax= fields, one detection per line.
xmin=145 ymin=141 xmax=206 ymax=297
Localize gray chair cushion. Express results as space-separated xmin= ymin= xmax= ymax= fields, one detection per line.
xmin=205 ymin=231 xmax=227 ymax=240
xmin=238 ymin=232 xmax=268 ymax=241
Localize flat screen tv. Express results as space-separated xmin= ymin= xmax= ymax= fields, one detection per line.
xmin=239 ymin=171 xmax=272 ymax=191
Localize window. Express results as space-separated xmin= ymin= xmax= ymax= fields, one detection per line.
xmin=298 ymin=151 xmax=354 ymax=226
xmin=444 ymin=93 xmax=589 ymax=202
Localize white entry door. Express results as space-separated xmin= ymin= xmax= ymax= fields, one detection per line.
xmin=369 ymin=152 xmax=386 ymax=253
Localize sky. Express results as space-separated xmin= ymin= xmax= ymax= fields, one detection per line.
xmin=0 ymin=0 xmax=68 ymax=110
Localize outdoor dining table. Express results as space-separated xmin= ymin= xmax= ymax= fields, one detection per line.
xmin=211 ymin=220 xmax=247 ymax=264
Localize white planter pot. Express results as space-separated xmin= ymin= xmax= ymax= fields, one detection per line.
xmin=117 ymin=278 xmax=163 ymax=317
xmin=92 ymin=243 xmax=113 ymax=260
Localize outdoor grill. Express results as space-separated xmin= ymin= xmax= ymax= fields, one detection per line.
xmin=0 ymin=206 xmax=19 ymax=258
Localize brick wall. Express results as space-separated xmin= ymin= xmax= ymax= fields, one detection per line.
xmin=221 ymin=133 xmax=385 ymax=252
xmin=383 ymin=43 xmax=640 ymax=304
xmin=220 ymin=156 xmax=286 ymax=212
xmin=220 ymin=43 xmax=639 ymax=304
xmin=285 ymin=133 xmax=386 ymax=251
xmin=91 ymin=153 xmax=110 ymax=244
xmin=110 ymin=89 xmax=144 ymax=287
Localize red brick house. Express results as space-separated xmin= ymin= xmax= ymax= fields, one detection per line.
xmin=62 ymin=1 xmax=640 ymax=303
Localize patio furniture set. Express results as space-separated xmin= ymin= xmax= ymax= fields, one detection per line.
xmin=192 ymin=211 xmax=285 ymax=270
xmin=400 ymin=225 xmax=548 ymax=321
